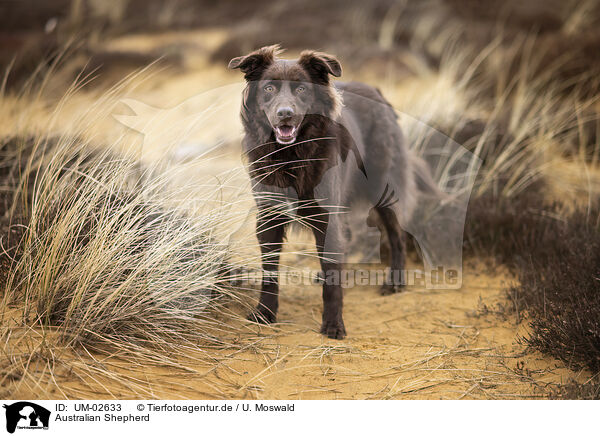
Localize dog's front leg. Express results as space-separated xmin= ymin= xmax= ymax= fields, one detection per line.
xmin=305 ymin=205 xmax=346 ymax=339
xmin=249 ymin=211 xmax=286 ymax=324
xmin=318 ymin=258 xmax=346 ymax=339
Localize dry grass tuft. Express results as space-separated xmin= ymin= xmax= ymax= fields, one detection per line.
xmin=0 ymin=67 xmax=263 ymax=397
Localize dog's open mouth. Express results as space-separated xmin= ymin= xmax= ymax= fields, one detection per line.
xmin=274 ymin=124 xmax=298 ymax=144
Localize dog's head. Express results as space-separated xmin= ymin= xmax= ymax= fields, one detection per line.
xmin=229 ymin=45 xmax=342 ymax=144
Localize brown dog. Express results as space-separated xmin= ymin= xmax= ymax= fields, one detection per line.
xmin=229 ymin=45 xmax=438 ymax=339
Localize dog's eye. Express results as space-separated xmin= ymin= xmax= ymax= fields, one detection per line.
xmin=263 ymin=85 xmax=275 ymax=93
xmin=296 ymin=86 xmax=306 ymax=93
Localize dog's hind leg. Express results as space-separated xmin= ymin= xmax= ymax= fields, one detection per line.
xmin=248 ymin=211 xmax=286 ymax=324
xmin=375 ymin=206 xmax=407 ymax=295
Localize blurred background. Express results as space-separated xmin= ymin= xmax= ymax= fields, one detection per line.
xmin=2 ymin=0 xmax=600 ymax=92
xmin=1 ymin=0 xmax=600 ymax=399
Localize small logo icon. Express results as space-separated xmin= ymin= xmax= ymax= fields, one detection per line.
xmin=3 ymin=402 xmax=50 ymax=434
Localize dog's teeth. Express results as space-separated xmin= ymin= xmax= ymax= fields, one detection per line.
xmin=276 ymin=126 xmax=296 ymax=138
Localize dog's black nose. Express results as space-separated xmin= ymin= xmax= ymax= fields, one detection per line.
xmin=276 ymin=106 xmax=294 ymax=119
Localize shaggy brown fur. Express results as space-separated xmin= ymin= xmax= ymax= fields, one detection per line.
xmin=229 ymin=45 xmax=437 ymax=339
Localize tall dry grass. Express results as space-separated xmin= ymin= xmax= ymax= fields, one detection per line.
xmin=375 ymin=8 xmax=600 ymax=382
xmin=394 ymin=33 xmax=600 ymax=202
xmin=0 ymin=67 xmax=267 ymax=398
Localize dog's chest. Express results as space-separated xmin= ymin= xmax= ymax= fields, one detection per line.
xmin=257 ymin=185 xmax=302 ymax=218
xmin=250 ymin=144 xmax=332 ymax=197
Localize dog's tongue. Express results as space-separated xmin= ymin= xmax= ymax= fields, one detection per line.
xmin=277 ymin=125 xmax=295 ymax=138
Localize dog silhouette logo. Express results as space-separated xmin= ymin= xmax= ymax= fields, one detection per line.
xmin=115 ymin=84 xmax=481 ymax=290
xmin=3 ymin=402 xmax=50 ymax=433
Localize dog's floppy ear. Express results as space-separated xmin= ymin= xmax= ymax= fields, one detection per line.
xmin=298 ymin=50 xmax=342 ymax=84
xmin=228 ymin=45 xmax=281 ymax=81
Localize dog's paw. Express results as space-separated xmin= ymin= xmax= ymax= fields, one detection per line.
xmin=379 ymin=283 xmax=404 ymax=295
xmin=320 ymin=318 xmax=346 ymax=339
xmin=247 ymin=308 xmax=276 ymax=324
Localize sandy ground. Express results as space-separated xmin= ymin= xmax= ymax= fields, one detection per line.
xmin=9 ymin=256 xmax=585 ymax=400
xmin=188 ymin=256 xmax=583 ymax=400
xmin=2 ymin=29 xmax=593 ymax=400
xmin=6 ymin=254 xmax=586 ymax=400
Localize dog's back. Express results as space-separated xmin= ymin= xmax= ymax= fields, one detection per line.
xmin=331 ymin=81 xmax=420 ymax=226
